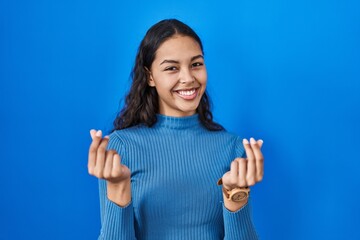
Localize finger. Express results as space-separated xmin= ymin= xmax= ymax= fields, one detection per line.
xmin=229 ymin=160 xmax=239 ymax=188
xmin=103 ymin=149 xmax=115 ymax=179
xmin=93 ymin=135 xmax=109 ymax=178
xmin=223 ymin=160 xmax=238 ymax=189
xmin=88 ymin=130 xmax=103 ymax=175
xmin=257 ymin=139 xmax=263 ymax=148
xmin=90 ymin=129 xmax=97 ymax=140
xmin=112 ymin=153 xmax=122 ymax=178
xmin=250 ymin=138 xmax=264 ymax=182
xmin=238 ymin=158 xmax=247 ymax=187
xmin=230 ymin=160 xmax=238 ymax=179
xmin=246 ymin=139 xmax=257 ymax=186
xmin=243 ymin=138 xmax=255 ymax=164
xmin=256 ymin=159 xmax=264 ymax=182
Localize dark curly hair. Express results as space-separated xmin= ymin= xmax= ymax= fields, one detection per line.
xmin=112 ymin=19 xmax=223 ymax=131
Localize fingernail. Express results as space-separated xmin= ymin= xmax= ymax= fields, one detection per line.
xmin=104 ymin=135 xmax=109 ymax=139
xmin=243 ymin=138 xmax=249 ymax=144
xmin=258 ymin=139 xmax=263 ymax=144
xmin=250 ymin=137 xmax=256 ymax=144
xmin=96 ymin=130 xmax=102 ymax=137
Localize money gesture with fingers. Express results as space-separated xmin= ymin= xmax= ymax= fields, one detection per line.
xmin=88 ymin=129 xmax=131 ymax=206
xmin=220 ymin=137 xmax=264 ymax=211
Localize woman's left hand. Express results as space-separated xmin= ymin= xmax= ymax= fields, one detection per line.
xmin=221 ymin=138 xmax=264 ymax=210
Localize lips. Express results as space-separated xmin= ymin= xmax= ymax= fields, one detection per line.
xmin=174 ymin=88 xmax=199 ymax=100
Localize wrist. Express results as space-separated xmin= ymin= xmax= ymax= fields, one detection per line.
xmin=223 ymin=192 xmax=248 ymax=212
xmin=106 ymin=178 xmax=131 ymax=207
xmin=217 ymin=178 xmax=250 ymax=212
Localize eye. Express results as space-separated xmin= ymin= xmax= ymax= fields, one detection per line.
xmin=164 ymin=66 xmax=178 ymax=71
xmin=191 ymin=62 xmax=204 ymax=68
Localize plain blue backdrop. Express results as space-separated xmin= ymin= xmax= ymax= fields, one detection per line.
xmin=1 ymin=0 xmax=359 ymax=239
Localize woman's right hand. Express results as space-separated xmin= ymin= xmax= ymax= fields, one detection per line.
xmin=88 ymin=129 xmax=131 ymax=206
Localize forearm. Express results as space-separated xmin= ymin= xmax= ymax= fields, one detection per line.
xmin=98 ymin=179 xmax=136 ymax=239
xmin=222 ymin=199 xmax=258 ymax=240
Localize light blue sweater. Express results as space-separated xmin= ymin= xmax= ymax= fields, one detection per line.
xmin=98 ymin=114 xmax=258 ymax=239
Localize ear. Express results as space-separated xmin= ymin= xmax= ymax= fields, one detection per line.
xmin=148 ymin=75 xmax=156 ymax=87
xmin=145 ymin=67 xmax=156 ymax=87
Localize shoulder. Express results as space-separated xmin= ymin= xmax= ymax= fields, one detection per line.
xmin=201 ymin=129 xmax=246 ymax=158
xmin=110 ymin=125 xmax=146 ymax=139
xmin=106 ymin=126 xmax=142 ymax=151
xmin=207 ymin=128 xmax=241 ymax=142
xmin=214 ymin=130 xmax=246 ymax=158
xmin=108 ymin=125 xmax=151 ymax=148
xmin=200 ymin=128 xmax=242 ymax=147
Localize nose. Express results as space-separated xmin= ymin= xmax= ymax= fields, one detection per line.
xmin=179 ymin=69 xmax=195 ymax=84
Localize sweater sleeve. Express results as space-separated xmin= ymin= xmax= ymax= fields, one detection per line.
xmin=222 ymin=136 xmax=258 ymax=240
xmin=98 ymin=132 xmax=136 ymax=240
xmin=222 ymin=201 xmax=258 ymax=239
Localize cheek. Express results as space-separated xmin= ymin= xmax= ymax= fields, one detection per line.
xmin=196 ymin=71 xmax=207 ymax=85
xmin=193 ymin=68 xmax=207 ymax=80
xmin=152 ymin=73 xmax=175 ymax=89
xmin=154 ymin=79 xmax=177 ymax=93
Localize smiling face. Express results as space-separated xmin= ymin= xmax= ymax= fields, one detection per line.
xmin=148 ymin=35 xmax=207 ymax=117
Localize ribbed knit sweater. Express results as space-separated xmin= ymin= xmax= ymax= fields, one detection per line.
xmin=98 ymin=114 xmax=258 ymax=239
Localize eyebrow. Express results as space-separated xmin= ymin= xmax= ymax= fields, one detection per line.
xmin=159 ymin=55 xmax=204 ymax=65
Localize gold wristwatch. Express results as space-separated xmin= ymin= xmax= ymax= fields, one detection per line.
xmin=217 ymin=178 xmax=250 ymax=202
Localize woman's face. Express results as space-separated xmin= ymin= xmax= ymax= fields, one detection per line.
xmin=148 ymin=35 xmax=207 ymax=117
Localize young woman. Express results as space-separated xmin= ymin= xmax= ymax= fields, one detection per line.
xmin=88 ymin=19 xmax=264 ymax=239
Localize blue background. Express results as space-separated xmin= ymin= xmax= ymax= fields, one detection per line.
xmin=1 ymin=0 xmax=359 ymax=239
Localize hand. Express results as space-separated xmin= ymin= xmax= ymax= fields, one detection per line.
xmin=88 ymin=129 xmax=131 ymax=184
xmin=221 ymin=137 xmax=264 ymax=191
xmin=220 ymin=138 xmax=264 ymax=211
xmin=88 ymin=129 xmax=132 ymax=206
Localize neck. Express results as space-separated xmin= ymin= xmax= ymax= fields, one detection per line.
xmin=154 ymin=114 xmax=201 ymax=130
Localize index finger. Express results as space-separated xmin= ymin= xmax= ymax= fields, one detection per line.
xmin=88 ymin=130 xmax=103 ymax=174
xmin=249 ymin=138 xmax=264 ymax=161
xmin=250 ymin=138 xmax=264 ymax=181
xmin=242 ymin=138 xmax=255 ymax=161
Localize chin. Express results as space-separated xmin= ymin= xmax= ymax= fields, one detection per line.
xmin=179 ymin=106 xmax=199 ymax=116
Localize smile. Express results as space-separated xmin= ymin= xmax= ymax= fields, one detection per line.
xmin=178 ymin=89 xmax=196 ymax=96
xmin=174 ymin=88 xmax=199 ymax=100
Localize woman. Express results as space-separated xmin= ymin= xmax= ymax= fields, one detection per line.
xmin=88 ymin=19 xmax=264 ymax=239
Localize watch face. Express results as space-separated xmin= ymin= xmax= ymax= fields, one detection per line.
xmin=231 ymin=192 xmax=247 ymax=202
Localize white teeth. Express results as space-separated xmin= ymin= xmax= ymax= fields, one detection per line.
xmin=178 ymin=89 xmax=196 ymax=96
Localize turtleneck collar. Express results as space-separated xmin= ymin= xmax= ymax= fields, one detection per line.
xmin=154 ymin=114 xmax=201 ymax=130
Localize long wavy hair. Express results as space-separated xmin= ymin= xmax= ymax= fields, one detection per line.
xmin=112 ymin=19 xmax=223 ymax=131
